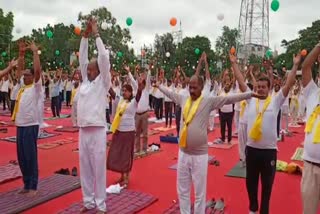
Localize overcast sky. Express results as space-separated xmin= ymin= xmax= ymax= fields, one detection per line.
xmin=1 ymin=0 xmax=319 ymax=54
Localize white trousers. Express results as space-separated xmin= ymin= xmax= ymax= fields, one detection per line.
xmin=72 ymin=101 xmax=78 ymax=126
xmin=301 ymin=161 xmax=320 ymax=214
xmin=177 ymin=150 xmax=208 ymax=214
xmin=234 ymin=110 xmax=240 ymax=133
xmin=208 ymin=110 xmax=216 ymax=130
xmin=79 ymin=127 xmax=106 ymax=211
xmin=238 ymin=123 xmax=247 ymax=161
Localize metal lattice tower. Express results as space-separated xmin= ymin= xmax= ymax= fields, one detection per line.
xmin=172 ymin=21 xmax=183 ymax=45
xmin=238 ymin=0 xmax=270 ymax=61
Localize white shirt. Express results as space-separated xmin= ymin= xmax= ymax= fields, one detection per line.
xmin=136 ymin=71 xmax=151 ymax=113
xmin=303 ymin=80 xmax=320 ymax=163
xmin=153 ymin=85 xmax=164 ymax=99
xmin=114 ymin=97 xmax=137 ymax=131
xmin=66 ymin=80 xmax=73 ymax=91
xmin=234 ymin=82 xmax=241 ymax=111
xmin=10 ymin=83 xmax=21 ymax=100
xmin=202 ymin=79 xmax=211 ymax=97
xmin=0 ymin=80 xmax=9 ymax=92
xmin=15 ymin=80 xmax=42 ymax=127
xmin=246 ymin=90 xmax=286 ymax=149
xmin=59 ymin=80 xmax=66 ymax=92
xmin=77 ymin=37 xmax=111 ymax=127
xmin=220 ymin=91 xmax=234 ymax=113
xmin=164 ymin=85 xmax=174 ymax=102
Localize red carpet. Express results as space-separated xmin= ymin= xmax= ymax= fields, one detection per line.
xmin=0 ymin=107 xmax=305 ymax=214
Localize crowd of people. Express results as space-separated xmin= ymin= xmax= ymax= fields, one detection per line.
xmin=1 ymin=17 xmax=320 ymax=214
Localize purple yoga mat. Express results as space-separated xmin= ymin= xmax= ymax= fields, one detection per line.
xmin=58 ymin=190 xmax=158 ymax=214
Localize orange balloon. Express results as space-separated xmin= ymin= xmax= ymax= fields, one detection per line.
xmin=170 ymin=18 xmax=177 ymax=27
xmin=230 ymin=47 xmax=236 ymax=54
xmin=301 ymin=49 xmax=307 ymax=56
xmin=141 ymin=50 xmax=146 ymax=57
xmin=76 ymin=51 xmax=79 ymax=57
xmin=74 ymin=27 xmax=81 ymax=36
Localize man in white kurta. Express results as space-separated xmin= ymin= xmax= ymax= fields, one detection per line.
xmin=78 ymin=21 xmax=111 ymax=213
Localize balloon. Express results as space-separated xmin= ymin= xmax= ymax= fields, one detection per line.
xmin=46 ymin=30 xmax=53 ymax=38
xmin=93 ymin=50 xmax=98 ymax=55
xmin=74 ymin=27 xmax=81 ymax=35
xmin=55 ymin=50 xmax=60 ymax=56
xmin=15 ymin=28 xmax=22 ymax=34
xmin=141 ymin=50 xmax=146 ymax=56
xmin=37 ymin=50 xmax=42 ymax=55
xmin=76 ymin=52 xmax=79 ymax=57
xmin=117 ymin=51 xmax=123 ymax=57
xmin=265 ymin=49 xmax=273 ymax=58
xmin=1 ymin=52 xmax=7 ymax=57
xmin=126 ymin=17 xmax=133 ymax=26
xmin=166 ymin=52 xmax=170 ymax=57
xmin=230 ymin=47 xmax=236 ymax=54
xmin=194 ymin=48 xmax=200 ymax=55
xmin=271 ymin=0 xmax=280 ymax=12
xmin=170 ymin=18 xmax=177 ymax=26
xmin=301 ymin=49 xmax=307 ymax=56
xmin=192 ymin=66 xmax=196 ymax=69
xmin=101 ymin=22 xmax=108 ymax=30
xmin=217 ymin=14 xmax=224 ymax=21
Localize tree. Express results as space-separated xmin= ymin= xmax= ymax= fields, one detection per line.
xmin=0 ymin=9 xmax=14 ymax=69
xmin=175 ymin=36 xmax=216 ymax=77
xmin=275 ymin=20 xmax=320 ymax=78
xmin=215 ymin=26 xmax=240 ymax=69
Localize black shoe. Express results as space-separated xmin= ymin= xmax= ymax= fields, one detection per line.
xmin=64 ymin=168 xmax=70 ymax=175
xmin=55 ymin=168 xmax=64 ymax=174
xmin=71 ymin=167 xmax=78 ymax=176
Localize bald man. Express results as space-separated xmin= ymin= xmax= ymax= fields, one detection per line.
xmin=156 ymin=75 xmax=263 ymax=214
xmin=78 ymin=19 xmax=111 ymax=214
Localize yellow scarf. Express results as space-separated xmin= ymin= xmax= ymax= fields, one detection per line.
xmin=305 ymin=105 xmax=320 ymax=144
xmin=11 ymin=84 xmax=33 ymax=121
xmin=291 ymin=96 xmax=299 ymax=109
xmin=110 ymin=99 xmax=129 ymax=133
xmin=249 ymin=96 xmax=272 ymax=142
xmin=70 ymin=87 xmax=78 ymax=104
xmin=180 ymin=96 xmax=203 ymax=148
xmin=240 ymin=101 xmax=247 ymax=118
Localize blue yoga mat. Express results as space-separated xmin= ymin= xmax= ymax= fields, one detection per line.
xmin=160 ymin=136 xmax=178 ymax=144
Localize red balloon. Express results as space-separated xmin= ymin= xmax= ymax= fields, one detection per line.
xmin=170 ymin=18 xmax=177 ymax=26
xmin=74 ymin=27 xmax=81 ymax=36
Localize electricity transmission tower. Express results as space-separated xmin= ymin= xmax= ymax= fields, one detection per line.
xmin=172 ymin=21 xmax=183 ymax=45
xmin=238 ymin=0 xmax=270 ymax=63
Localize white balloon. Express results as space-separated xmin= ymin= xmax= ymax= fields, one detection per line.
xmin=37 ymin=50 xmax=42 ymax=55
xmin=217 ymin=14 xmax=224 ymax=21
xmin=192 ymin=66 xmax=195 ymax=69
xmin=165 ymin=52 xmax=170 ymax=58
xmin=101 ymin=22 xmax=108 ymax=30
xmin=93 ymin=50 xmax=98 ymax=55
xmin=15 ymin=28 xmax=22 ymax=34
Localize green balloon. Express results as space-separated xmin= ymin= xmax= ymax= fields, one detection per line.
xmin=126 ymin=17 xmax=133 ymax=26
xmin=1 ymin=52 xmax=7 ymax=57
xmin=265 ymin=49 xmax=273 ymax=58
xmin=271 ymin=0 xmax=280 ymax=12
xmin=195 ymin=48 xmax=200 ymax=55
xmin=46 ymin=30 xmax=53 ymax=38
xmin=117 ymin=51 xmax=123 ymax=57
xmin=55 ymin=50 xmax=60 ymax=56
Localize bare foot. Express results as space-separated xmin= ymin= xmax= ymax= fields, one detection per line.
xmin=26 ymin=190 xmax=37 ymax=197
xmin=17 ymin=189 xmax=29 ymax=194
